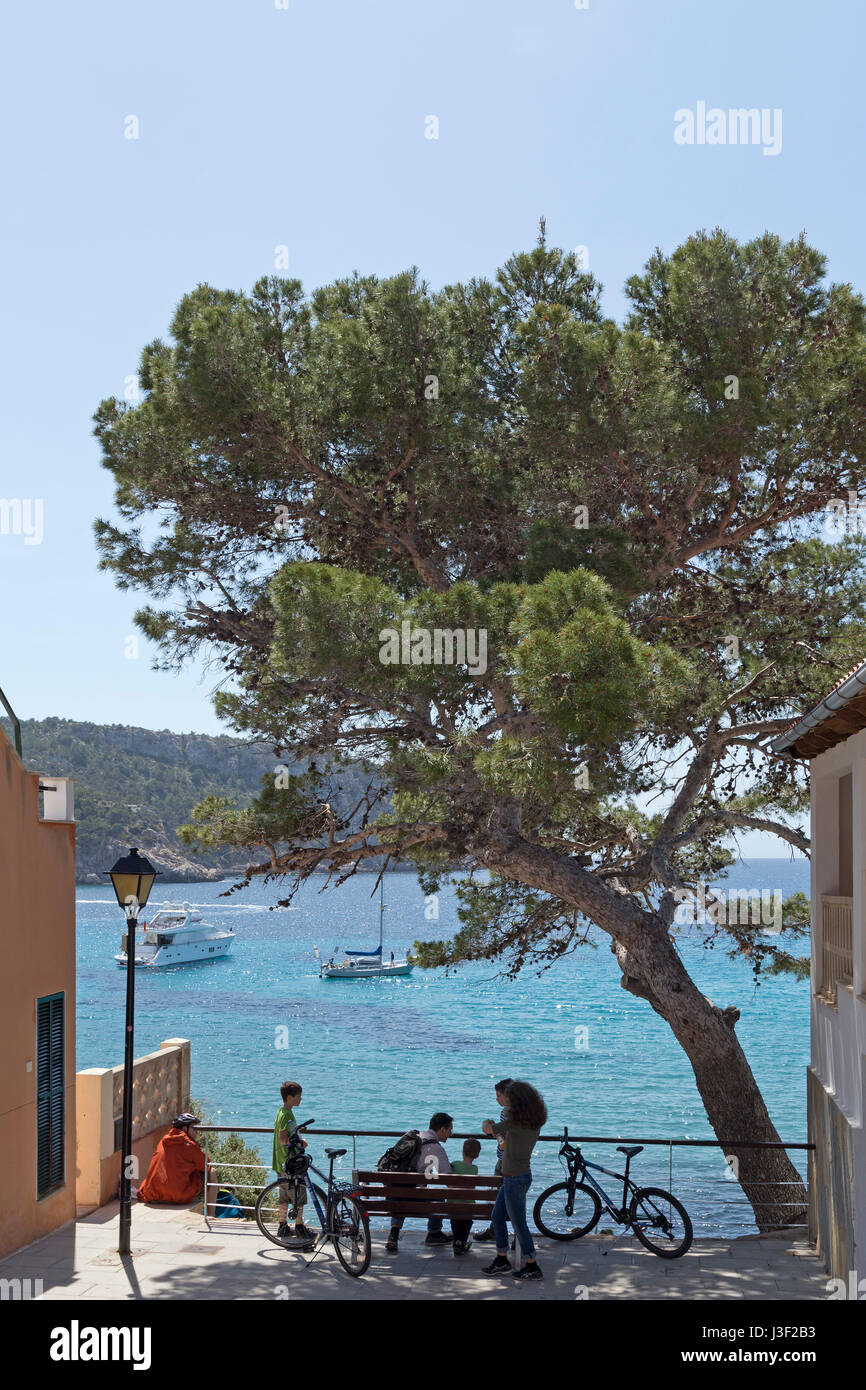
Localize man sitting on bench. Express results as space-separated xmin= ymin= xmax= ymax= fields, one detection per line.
xmin=386 ymin=1112 xmax=454 ymax=1252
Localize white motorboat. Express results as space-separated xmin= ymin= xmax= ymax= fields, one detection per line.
xmin=114 ymin=902 xmax=234 ymax=968
xmin=315 ymin=881 xmax=413 ymax=979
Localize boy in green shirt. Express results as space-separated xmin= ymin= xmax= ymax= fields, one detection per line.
xmin=450 ymin=1137 xmax=482 ymax=1254
xmin=273 ymin=1080 xmax=313 ymax=1241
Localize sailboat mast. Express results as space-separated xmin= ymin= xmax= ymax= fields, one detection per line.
xmin=379 ymin=876 xmax=384 ymax=953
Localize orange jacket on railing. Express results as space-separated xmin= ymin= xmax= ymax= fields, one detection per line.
xmin=138 ymin=1127 xmax=206 ymax=1204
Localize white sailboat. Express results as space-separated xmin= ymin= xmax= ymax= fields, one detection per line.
xmin=315 ymin=880 xmax=413 ymax=979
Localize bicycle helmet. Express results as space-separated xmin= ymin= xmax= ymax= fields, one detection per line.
xmin=172 ymin=1112 xmax=198 ymax=1129
xmin=283 ymin=1134 xmax=312 ymax=1178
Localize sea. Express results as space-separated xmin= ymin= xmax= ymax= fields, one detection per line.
xmin=75 ymin=857 xmax=811 ymax=1237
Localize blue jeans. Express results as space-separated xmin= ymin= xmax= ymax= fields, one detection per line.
xmin=491 ymin=1173 xmax=535 ymax=1259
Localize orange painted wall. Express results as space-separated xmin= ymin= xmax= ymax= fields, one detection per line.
xmin=0 ymin=727 xmax=76 ymax=1258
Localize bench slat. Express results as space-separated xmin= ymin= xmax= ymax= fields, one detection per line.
xmin=355 ymin=1169 xmax=502 ymax=1221
xmin=354 ymin=1184 xmax=497 ymax=1195
xmin=355 ymin=1170 xmax=501 ymax=1187
xmin=357 ymin=1186 xmax=499 ymax=1203
xmin=357 ymin=1172 xmax=499 ymax=1186
xmin=360 ymin=1200 xmax=496 ymax=1218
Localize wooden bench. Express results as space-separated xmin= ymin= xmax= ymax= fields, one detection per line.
xmin=355 ymin=1169 xmax=502 ymax=1224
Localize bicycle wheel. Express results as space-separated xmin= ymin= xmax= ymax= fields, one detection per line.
xmin=533 ymin=1181 xmax=602 ymax=1240
xmin=327 ymin=1192 xmax=371 ymax=1277
xmin=255 ymin=1179 xmax=327 ymax=1248
xmin=628 ymin=1186 xmax=693 ymax=1258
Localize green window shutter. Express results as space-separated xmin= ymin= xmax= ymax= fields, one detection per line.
xmin=36 ymin=993 xmax=65 ymax=1198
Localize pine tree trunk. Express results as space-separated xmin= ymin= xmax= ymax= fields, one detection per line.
xmin=611 ymin=926 xmax=807 ymax=1231
xmin=484 ymin=834 xmax=807 ymax=1231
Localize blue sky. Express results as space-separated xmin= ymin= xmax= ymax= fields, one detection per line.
xmin=0 ymin=0 xmax=859 ymax=850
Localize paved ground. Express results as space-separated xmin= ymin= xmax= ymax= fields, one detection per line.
xmin=0 ymin=1201 xmax=832 ymax=1301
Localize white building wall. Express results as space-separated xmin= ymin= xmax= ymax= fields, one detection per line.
xmin=808 ymin=729 xmax=866 ymax=1276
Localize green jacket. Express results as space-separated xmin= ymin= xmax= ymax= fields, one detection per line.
xmin=491 ymin=1117 xmax=539 ymax=1176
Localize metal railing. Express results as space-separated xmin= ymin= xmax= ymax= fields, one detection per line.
xmin=821 ymin=896 xmax=854 ymax=998
xmin=200 ymin=1134 xmax=269 ymax=1221
xmin=196 ymin=1125 xmax=813 ymax=1238
xmin=0 ymin=685 xmax=22 ymax=757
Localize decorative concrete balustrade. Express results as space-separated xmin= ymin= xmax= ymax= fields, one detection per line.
xmin=76 ymin=1038 xmax=191 ymax=1210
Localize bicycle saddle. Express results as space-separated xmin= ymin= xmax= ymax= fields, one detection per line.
xmin=617 ymin=1145 xmax=644 ymax=1158
xmin=325 ymin=1146 xmax=347 ymax=1158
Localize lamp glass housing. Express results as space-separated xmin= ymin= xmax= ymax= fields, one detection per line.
xmin=106 ymin=849 xmax=158 ymax=914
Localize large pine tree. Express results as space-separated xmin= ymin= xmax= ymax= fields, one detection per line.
xmin=95 ymin=228 xmax=866 ymax=1226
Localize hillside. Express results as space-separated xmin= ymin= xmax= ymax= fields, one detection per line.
xmin=5 ymin=717 xmax=382 ymax=884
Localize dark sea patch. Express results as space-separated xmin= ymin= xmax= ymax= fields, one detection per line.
xmin=129 ymin=987 xmax=485 ymax=1052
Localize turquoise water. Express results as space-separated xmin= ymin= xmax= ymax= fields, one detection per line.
xmin=76 ymin=858 xmax=810 ymax=1235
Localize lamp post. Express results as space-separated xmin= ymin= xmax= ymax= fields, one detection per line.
xmin=105 ymin=848 xmax=159 ymax=1256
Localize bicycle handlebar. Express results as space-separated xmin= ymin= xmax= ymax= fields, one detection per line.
xmin=297 ymin=1117 xmax=315 ymax=1132
xmin=560 ymin=1127 xmax=581 ymax=1157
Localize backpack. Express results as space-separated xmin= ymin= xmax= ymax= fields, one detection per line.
xmin=377 ymin=1130 xmax=423 ymax=1172
xmin=214 ymin=1187 xmax=243 ymax=1218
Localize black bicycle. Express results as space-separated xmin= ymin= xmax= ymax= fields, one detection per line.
xmin=255 ymin=1118 xmax=372 ymax=1277
xmin=533 ymin=1129 xmax=693 ymax=1258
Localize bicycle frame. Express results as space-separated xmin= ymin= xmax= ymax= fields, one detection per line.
xmin=577 ymin=1158 xmax=636 ymax=1223
xmin=558 ymin=1132 xmax=638 ymax=1224
xmin=296 ymin=1152 xmax=352 ymax=1231
xmin=282 ymin=1120 xmax=355 ymax=1236
xmin=302 ymin=1162 xmax=331 ymax=1229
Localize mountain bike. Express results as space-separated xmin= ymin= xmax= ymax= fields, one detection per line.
xmin=255 ymin=1118 xmax=371 ymax=1277
xmin=532 ymin=1128 xmax=693 ymax=1258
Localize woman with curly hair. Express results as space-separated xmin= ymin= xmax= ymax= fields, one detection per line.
xmin=481 ymin=1079 xmax=547 ymax=1281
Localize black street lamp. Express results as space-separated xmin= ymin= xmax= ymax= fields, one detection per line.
xmin=104 ymin=847 xmax=159 ymax=1256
